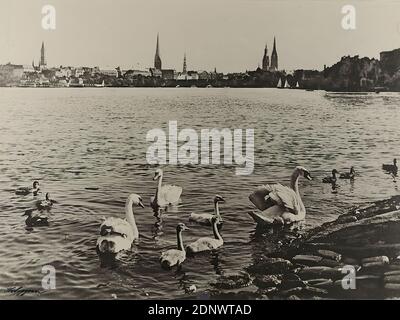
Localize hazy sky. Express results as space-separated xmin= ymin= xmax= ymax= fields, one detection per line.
xmin=0 ymin=0 xmax=399 ymax=72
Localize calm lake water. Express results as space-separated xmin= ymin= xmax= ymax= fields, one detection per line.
xmin=0 ymin=88 xmax=399 ymax=299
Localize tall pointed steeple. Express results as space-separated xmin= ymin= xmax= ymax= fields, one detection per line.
xmin=154 ymin=33 xmax=162 ymax=70
xmin=262 ymin=43 xmax=269 ymax=70
xmin=183 ymin=53 xmax=187 ymax=73
xmin=40 ymin=41 xmax=46 ymax=68
xmin=271 ymin=36 xmax=278 ymax=71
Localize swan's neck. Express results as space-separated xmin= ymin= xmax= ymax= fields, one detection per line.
xmin=177 ymin=230 xmax=184 ymax=251
xmin=214 ymin=201 xmax=221 ymax=218
xmin=155 ymin=175 xmax=163 ymax=202
xmin=290 ymin=171 xmax=300 ymax=195
xmin=125 ymin=199 xmax=138 ymax=237
xmin=212 ymin=222 xmax=222 ymax=241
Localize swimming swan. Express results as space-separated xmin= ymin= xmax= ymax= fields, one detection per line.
xmin=186 ymin=216 xmax=223 ymax=254
xmin=96 ymin=194 xmax=144 ymax=254
xmin=248 ymin=166 xmax=312 ymax=225
xmin=382 ymin=159 xmax=398 ymax=175
xmin=15 ymin=181 xmax=40 ymax=196
xmin=151 ymin=169 xmax=182 ymax=209
xmin=160 ymin=223 xmax=189 ymax=268
xmin=23 ymin=209 xmax=48 ymax=227
xmin=189 ymin=195 xmax=225 ymax=226
xmin=340 ymin=167 xmax=355 ymax=180
xmin=323 ymin=169 xmax=339 ymax=183
xmin=36 ymin=193 xmax=56 ymax=211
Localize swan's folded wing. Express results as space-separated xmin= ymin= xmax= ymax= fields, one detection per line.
xmin=270 ymin=184 xmax=300 ymax=214
xmin=159 ymin=185 xmax=182 ymax=205
xmin=249 ymin=185 xmax=276 ymax=211
xmin=100 ymin=217 xmax=131 ymax=237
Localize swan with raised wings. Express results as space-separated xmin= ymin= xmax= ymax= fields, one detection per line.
xmin=151 ymin=169 xmax=182 ymax=210
xmin=186 ymin=216 xmax=223 ymax=254
xmin=96 ymin=193 xmax=144 ymax=254
xmin=189 ymin=195 xmax=225 ymax=226
xmin=248 ymin=166 xmax=312 ymax=225
xmin=160 ymin=223 xmax=189 ymax=269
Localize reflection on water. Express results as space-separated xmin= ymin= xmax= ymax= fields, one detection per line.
xmin=0 ymin=88 xmax=399 ymax=299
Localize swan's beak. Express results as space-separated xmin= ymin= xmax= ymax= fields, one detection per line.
xmin=183 ymin=226 xmax=190 ymax=231
xmin=305 ymin=173 xmax=313 ymax=181
xmin=138 ymin=200 xmax=145 ymax=208
xmin=153 ymin=173 xmax=159 ymax=181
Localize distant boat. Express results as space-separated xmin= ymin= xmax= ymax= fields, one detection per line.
xmin=94 ymin=80 xmax=105 ymax=88
xmin=277 ymin=78 xmax=282 ymax=88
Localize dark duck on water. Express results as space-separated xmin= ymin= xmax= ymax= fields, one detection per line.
xmin=23 ymin=209 xmax=49 ymax=227
xmin=322 ymin=169 xmax=339 ymax=184
xmin=35 ymin=193 xmax=56 ymax=211
xmin=15 ymin=181 xmax=40 ymax=196
xmin=339 ymin=166 xmax=356 ymax=180
xmin=382 ymin=159 xmax=398 ymax=175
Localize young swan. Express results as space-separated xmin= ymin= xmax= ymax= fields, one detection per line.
xmin=36 ymin=193 xmax=55 ymax=211
xmin=322 ymin=169 xmax=339 ymax=183
xmin=22 ymin=209 xmax=49 ymax=227
xmin=189 ymin=195 xmax=225 ymax=226
xmin=96 ymin=194 xmax=144 ymax=255
xmin=340 ymin=167 xmax=356 ymax=180
xmin=186 ymin=216 xmax=223 ymax=254
xmin=160 ymin=223 xmax=189 ymax=269
xmin=382 ymin=159 xmax=398 ymax=174
xmin=15 ymin=181 xmax=40 ymax=196
xmin=151 ymin=169 xmax=183 ymax=210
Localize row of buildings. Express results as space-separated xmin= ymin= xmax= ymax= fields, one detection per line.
xmin=0 ymin=34 xmax=281 ymax=87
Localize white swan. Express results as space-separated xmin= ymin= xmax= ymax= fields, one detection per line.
xmin=160 ymin=223 xmax=189 ymax=268
xmin=186 ymin=216 xmax=223 ymax=254
xmin=96 ymin=193 xmax=144 ymax=254
xmin=189 ymin=195 xmax=225 ymax=225
xmin=151 ymin=169 xmax=182 ymax=209
xmin=248 ymin=166 xmax=312 ymax=225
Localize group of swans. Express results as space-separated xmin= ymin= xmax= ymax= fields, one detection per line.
xmin=96 ymin=168 xmax=227 ymax=268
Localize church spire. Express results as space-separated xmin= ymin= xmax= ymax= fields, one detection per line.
xmin=271 ymin=36 xmax=278 ymax=71
xmin=40 ymin=41 xmax=47 ymax=68
xmin=262 ymin=43 xmax=269 ymax=70
xmin=183 ymin=52 xmax=187 ymax=73
xmin=154 ymin=33 xmax=162 ymax=70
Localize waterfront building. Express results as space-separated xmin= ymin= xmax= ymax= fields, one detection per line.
xmin=150 ymin=68 xmax=162 ymax=78
xmin=262 ymin=44 xmax=270 ymax=70
xmin=270 ymin=37 xmax=278 ymax=71
xmin=154 ymin=33 xmax=162 ymax=70
xmin=99 ymin=69 xmax=118 ymax=77
xmin=161 ymin=69 xmax=176 ymax=80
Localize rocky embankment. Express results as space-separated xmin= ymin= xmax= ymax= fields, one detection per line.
xmin=209 ymin=195 xmax=400 ymax=300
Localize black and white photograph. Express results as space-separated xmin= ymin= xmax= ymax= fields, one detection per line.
xmin=1 ymin=0 xmax=400 ymax=305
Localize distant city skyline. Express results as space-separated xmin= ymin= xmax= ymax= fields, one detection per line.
xmin=0 ymin=0 xmax=399 ymax=72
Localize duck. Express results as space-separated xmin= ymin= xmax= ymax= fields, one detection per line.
xmin=35 ymin=193 xmax=56 ymax=211
xmin=186 ymin=216 xmax=224 ymax=254
xmin=150 ymin=169 xmax=182 ymax=210
xmin=15 ymin=181 xmax=40 ymax=196
xmin=322 ymin=169 xmax=339 ymax=184
xmin=340 ymin=167 xmax=356 ymax=180
xmin=189 ymin=195 xmax=225 ymax=226
xmin=96 ymin=193 xmax=144 ymax=255
xmin=248 ymin=166 xmax=312 ymax=225
xmin=160 ymin=223 xmax=189 ymax=269
xmin=382 ymin=159 xmax=398 ymax=174
xmin=23 ymin=209 xmax=49 ymax=227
